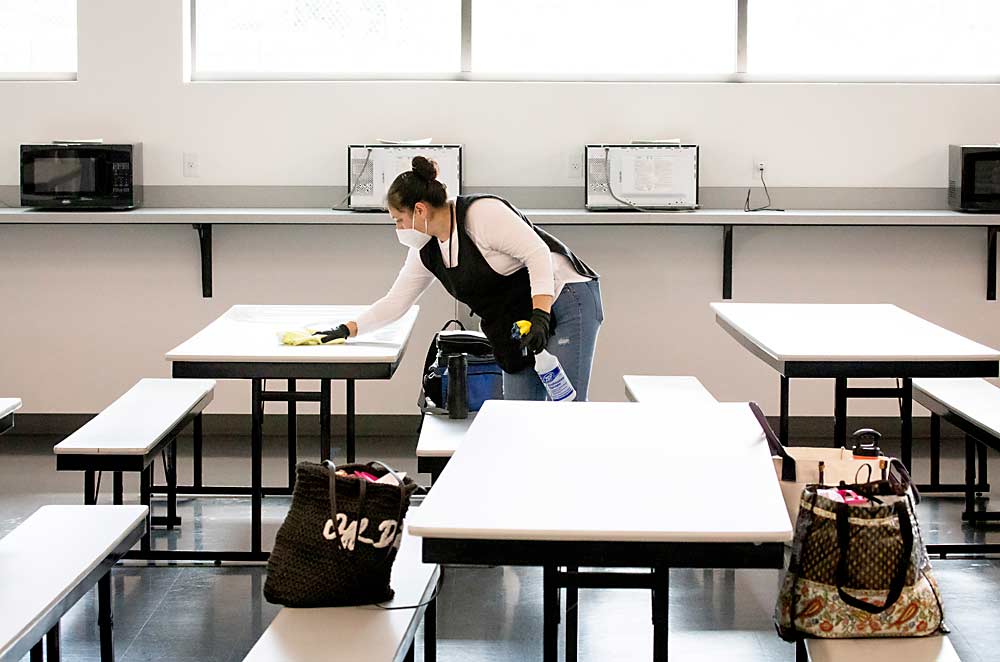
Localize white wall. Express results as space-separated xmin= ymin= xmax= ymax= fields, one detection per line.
xmin=1 ymin=0 xmax=998 ymax=417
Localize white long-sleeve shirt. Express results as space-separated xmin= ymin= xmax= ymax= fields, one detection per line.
xmin=355 ymin=197 xmax=591 ymax=334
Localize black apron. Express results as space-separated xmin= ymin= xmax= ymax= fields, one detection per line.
xmin=419 ymin=194 xmax=598 ymax=374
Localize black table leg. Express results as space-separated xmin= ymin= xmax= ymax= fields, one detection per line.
xmin=193 ymin=412 xmax=204 ymax=489
xmin=251 ymin=379 xmax=263 ymax=555
xmin=347 ymin=379 xmax=357 ymax=463
xmin=652 ymin=567 xmax=669 ymax=662
xmin=964 ymin=435 xmax=977 ymax=520
xmin=167 ymin=442 xmax=178 ymax=531
xmin=46 ymin=621 xmax=60 ymax=662
xmin=320 ymin=379 xmax=332 ymax=462
xmin=425 ymin=593 xmax=437 ymax=662
xmin=543 ymin=565 xmax=558 ymax=662
xmin=930 ymin=413 xmax=941 ymax=486
xmin=901 ymin=378 xmax=913 ymax=473
xmin=978 ymin=442 xmax=989 ymax=497
xmin=84 ymin=471 xmax=97 ymax=505
xmin=140 ymin=465 xmax=151 ymax=552
xmin=779 ymin=376 xmax=790 ymax=446
xmin=566 ymin=565 xmax=578 ymax=662
xmin=288 ymin=379 xmax=297 ymax=489
xmin=834 ymin=377 xmax=847 ymax=448
xmin=112 ymin=472 xmax=123 ymax=506
xmin=404 ymin=641 xmax=415 ymax=662
xmin=98 ymin=572 xmax=114 ymax=662
xmin=30 ymin=641 xmax=42 ymax=662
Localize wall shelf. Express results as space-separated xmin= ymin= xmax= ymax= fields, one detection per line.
xmin=2 ymin=207 xmax=998 ymax=300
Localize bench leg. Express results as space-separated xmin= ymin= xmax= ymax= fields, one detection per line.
xmin=140 ymin=465 xmax=152 ymax=552
xmin=320 ymin=379 xmax=332 ymax=462
xmin=98 ymin=571 xmax=114 ymax=662
xmin=930 ymin=413 xmax=942 ymax=486
xmin=779 ymin=376 xmax=790 ymax=446
xmin=193 ymin=412 xmax=204 ymax=489
xmin=833 ymin=377 xmax=847 ymax=448
xmin=424 ymin=594 xmax=437 ymax=662
xmin=84 ymin=471 xmax=97 ymax=505
xmin=112 ymin=472 xmax=123 ymax=505
xmin=251 ymin=379 xmax=263 ymax=555
xmin=46 ymin=622 xmax=60 ymax=662
xmin=543 ymin=566 xmax=558 ymax=662
xmin=651 ymin=567 xmax=668 ymax=662
xmin=566 ymin=566 xmax=578 ymax=662
xmin=287 ymin=379 xmax=297 ymax=489
xmin=346 ymin=379 xmax=356 ymax=464
xmin=167 ymin=443 xmax=178 ymax=531
xmin=30 ymin=641 xmax=42 ymax=662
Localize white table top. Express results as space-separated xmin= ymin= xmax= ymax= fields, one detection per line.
xmin=242 ymin=532 xmax=438 ymax=662
xmin=54 ymin=378 xmax=215 ymax=455
xmin=415 ymin=413 xmax=476 ymax=458
xmin=166 ymin=305 xmax=419 ymax=364
xmin=913 ymin=378 xmax=1000 ymax=438
xmin=0 ymin=505 xmax=147 ymax=660
xmin=0 ymin=399 xmax=21 ymax=419
xmin=711 ymin=302 xmax=1000 ymax=363
xmin=623 ymin=375 xmax=717 ymax=406
xmin=408 ymin=400 xmax=792 ymax=543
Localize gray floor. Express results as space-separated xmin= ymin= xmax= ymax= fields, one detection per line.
xmin=2 ymin=433 xmax=999 ymax=662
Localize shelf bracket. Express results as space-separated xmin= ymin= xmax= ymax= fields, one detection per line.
xmin=989 ymin=226 xmax=997 ymax=301
xmin=723 ymin=224 xmax=733 ymax=300
xmin=193 ymin=223 xmax=213 ymax=298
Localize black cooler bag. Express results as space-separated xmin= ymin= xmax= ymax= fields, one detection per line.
xmin=264 ymin=460 xmax=418 ymax=607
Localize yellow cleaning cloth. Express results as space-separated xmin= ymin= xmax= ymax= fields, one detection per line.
xmin=279 ymin=329 xmax=347 ymax=346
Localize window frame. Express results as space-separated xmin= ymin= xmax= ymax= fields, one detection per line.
xmin=188 ymin=0 xmax=1000 ymax=84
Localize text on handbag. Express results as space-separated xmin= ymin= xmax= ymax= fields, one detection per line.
xmin=323 ymin=514 xmax=399 ymax=551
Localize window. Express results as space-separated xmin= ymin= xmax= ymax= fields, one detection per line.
xmin=193 ymin=0 xmax=460 ymax=78
xmin=471 ymin=0 xmax=736 ymax=76
xmin=0 ymin=0 xmax=76 ymax=78
xmin=748 ymin=0 xmax=1000 ymax=78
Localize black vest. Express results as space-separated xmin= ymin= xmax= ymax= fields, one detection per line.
xmin=419 ymin=194 xmax=598 ymax=373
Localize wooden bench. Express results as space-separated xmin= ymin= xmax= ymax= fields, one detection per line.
xmin=912 ymin=378 xmax=999 ymax=524
xmin=623 ymin=375 xmax=718 ymax=406
xmin=800 ymin=635 xmax=960 ymax=661
xmin=415 ymin=413 xmax=476 ymax=484
xmin=0 ymin=398 xmax=21 ymax=435
xmin=0 ymin=505 xmax=147 ymax=662
xmin=54 ymin=378 xmax=215 ymax=557
xmin=243 ymin=532 xmax=440 ymax=662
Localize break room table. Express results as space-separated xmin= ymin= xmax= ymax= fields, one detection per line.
xmin=166 ymin=304 xmax=419 ymax=558
xmin=0 ymin=399 xmax=21 ymax=435
xmin=710 ymin=303 xmax=1000 ymax=471
xmin=408 ymin=400 xmax=791 ymax=662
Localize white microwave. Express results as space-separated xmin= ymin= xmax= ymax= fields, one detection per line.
xmin=346 ymin=144 xmax=463 ymax=211
xmin=585 ymin=144 xmax=699 ymax=211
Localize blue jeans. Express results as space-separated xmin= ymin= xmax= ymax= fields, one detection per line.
xmin=502 ymin=280 xmax=604 ymax=402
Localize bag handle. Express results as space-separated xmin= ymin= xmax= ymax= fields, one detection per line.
xmin=749 ymin=402 xmax=797 ymax=482
xmin=440 ymin=319 xmax=466 ymax=331
xmin=834 ymin=500 xmax=914 ymax=614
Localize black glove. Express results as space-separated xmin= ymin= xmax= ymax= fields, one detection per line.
xmin=314 ymin=324 xmax=351 ymax=344
xmin=520 ymin=309 xmax=552 ymax=355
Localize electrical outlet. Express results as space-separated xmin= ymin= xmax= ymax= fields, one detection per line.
xmin=567 ymin=154 xmax=583 ymax=182
xmin=750 ymin=158 xmax=766 ymax=185
xmin=183 ymin=152 xmax=199 ymax=178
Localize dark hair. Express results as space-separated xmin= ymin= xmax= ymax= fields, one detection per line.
xmin=386 ymin=156 xmax=448 ymax=211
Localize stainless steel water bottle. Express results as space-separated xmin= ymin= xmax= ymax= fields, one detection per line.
xmin=447 ymin=353 xmax=469 ymax=419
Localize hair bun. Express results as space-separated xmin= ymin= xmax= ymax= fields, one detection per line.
xmin=411 ymin=156 xmax=437 ymax=182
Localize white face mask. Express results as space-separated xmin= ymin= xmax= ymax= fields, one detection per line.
xmin=396 ymin=208 xmax=432 ymax=249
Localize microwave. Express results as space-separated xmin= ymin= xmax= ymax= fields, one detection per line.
xmin=347 ymin=144 xmax=462 ymax=211
xmin=20 ymin=143 xmax=143 ymax=210
xmin=949 ymin=145 xmax=1000 ymax=212
xmin=585 ymin=144 xmax=699 ymax=210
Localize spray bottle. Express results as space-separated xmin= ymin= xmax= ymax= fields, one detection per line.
xmin=512 ymin=321 xmax=577 ymax=402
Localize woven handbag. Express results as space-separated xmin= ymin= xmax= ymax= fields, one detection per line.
xmin=775 ymin=476 xmax=945 ymax=641
xmin=264 ymin=460 xmax=418 ymax=607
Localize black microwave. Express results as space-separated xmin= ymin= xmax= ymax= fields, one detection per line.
xmin=949 ymin=144 xmax=1000 ymax=212
xmin=20 ymin=143 xmax=143 ymax=210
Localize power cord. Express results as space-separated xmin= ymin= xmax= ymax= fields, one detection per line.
xmin=744 ymin=164 xmax=784 ymax=212
xmin=603 ymin=147 xmax=697 ymax=213
xmin=333 ymin=148 xmax=373 ymax=211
